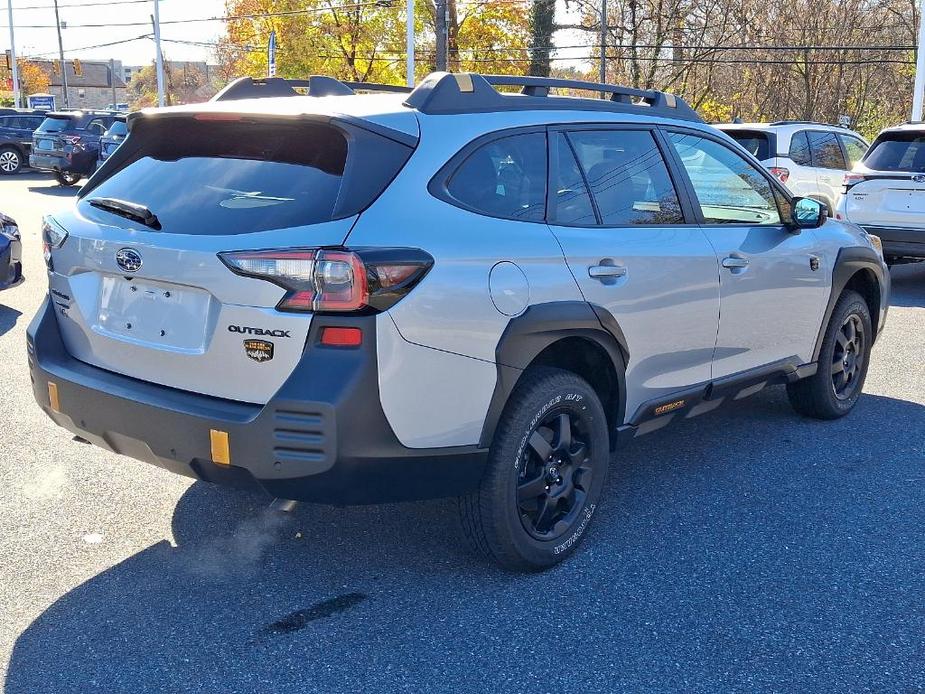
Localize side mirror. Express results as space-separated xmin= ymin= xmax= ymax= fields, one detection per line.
xmin=790 ymin=197 xmax=827 ymax=230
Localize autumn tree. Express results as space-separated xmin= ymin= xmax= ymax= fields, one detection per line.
xmin=128 ymin=61 xmax=208 ymax=108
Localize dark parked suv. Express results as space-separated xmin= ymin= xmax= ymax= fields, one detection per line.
xmin=0 ymin=111 xmax=47 ymax=175
xmin=97 ymin=116 xmax=127 ymax=166
xmin=30 ymin=111 xmax=121 ymax=185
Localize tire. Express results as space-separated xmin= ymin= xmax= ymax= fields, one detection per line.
xmin=458 ymin=367 xmax=610 ymax=571
xmin=787 ymin=289 xmax=872 ymax=419
xmin=0 ymin=146 xmax=22 ymax=175
xmin=54 ymin=170 xmax=81 ymax=186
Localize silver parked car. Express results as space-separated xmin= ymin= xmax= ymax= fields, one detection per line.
xmin=28 ymin=73 xmax=889 ymax=570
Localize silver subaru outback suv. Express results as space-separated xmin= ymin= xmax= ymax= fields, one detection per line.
xmin=28 ymin=73 xmax=889 ymax=570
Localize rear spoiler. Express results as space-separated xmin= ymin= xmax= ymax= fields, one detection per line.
xmin=212 ymin=76 xmax=412 ymax=102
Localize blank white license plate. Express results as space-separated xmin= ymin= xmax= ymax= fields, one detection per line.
xmin=96 ymin=275 xmax=211 ymax=351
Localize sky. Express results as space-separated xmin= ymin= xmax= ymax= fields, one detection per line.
xmin=2 ymin=0 xmax=588 ymax=70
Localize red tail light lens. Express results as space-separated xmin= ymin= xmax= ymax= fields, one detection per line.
xmin=218 ymin=247 xmax=434 ymax=314
xmin=769 ymin=166 xmax=790 ymax=184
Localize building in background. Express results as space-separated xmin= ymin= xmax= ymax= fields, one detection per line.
xmin=34 ymin=59 xmax=127 ymax=110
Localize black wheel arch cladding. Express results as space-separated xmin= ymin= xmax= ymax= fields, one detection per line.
xmin=813 ymin=246 xmax=887 ymax=362
xmin=479 ymin=301 xmax=628 ymax=448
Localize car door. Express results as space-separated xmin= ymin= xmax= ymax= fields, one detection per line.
xmin=545 ymin=126 xmax=721 ymax=420
xmin=785 ymin=130 xmax=817 ymax=198
xmin=664 ymin=129 xmax=829 ymax=379
xmin=806 ymin=130 xmax=848 ymax=210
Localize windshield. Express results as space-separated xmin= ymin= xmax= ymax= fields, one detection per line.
xmin=36 ymin=117 xmax=73 ymax=133
xmin=863 ymin=133 xmax=925 ymax=171
xmin=104 ymin=121 xmax=127 ymax=137
xmin=80 ymin=119 xmax=349 ymax=235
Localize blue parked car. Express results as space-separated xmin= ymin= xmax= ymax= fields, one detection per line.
xmin=0 ymin=212 xmax=23 ymax=289
xmin=0 ymin=110 xmax=47 ymax=175
xmin=97 ymin=116 xmax=127 ymax=167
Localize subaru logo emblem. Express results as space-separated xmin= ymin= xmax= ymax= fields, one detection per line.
xmin=913 ymin=174 xmax=925 ymax=184
xmin=115 ymin=248 xmax=143 ymax=273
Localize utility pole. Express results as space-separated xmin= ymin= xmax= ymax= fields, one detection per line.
xmin=599 ymin=0 xmax=606 ymax=92
xmin=6 ymin=1 xmax=20 ymax=108
xmin=435 ymin=0 xmax=447 ymax=72
xmin=914 ymin=0 xmax=925 ymax=121
xmin=53 ymin=0 xmax=69 ymax=108
xmin=109 ymin=58 xmax=117 ymax=107
xmin=152 ymin=0 xmax=165 ymax=107
xmin=405 ymin=0 xmax=414 ymax=87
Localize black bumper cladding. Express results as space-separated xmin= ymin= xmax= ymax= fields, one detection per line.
xmin=26 ymin=299 xmax=487 ymax=504
xmin=862 ymin=226 xmax=925 ymax=259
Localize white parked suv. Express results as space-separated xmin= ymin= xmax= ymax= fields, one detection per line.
xmin=28 ymin=73 xmax=889 ymax=570
xmin=718 ymin=121 xmax=868 ymax=215
xmin=835 ymin=123 xmax=925 ymax=264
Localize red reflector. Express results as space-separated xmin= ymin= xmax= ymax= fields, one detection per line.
xmin=320 ymin=327 xmax=363 ymax=347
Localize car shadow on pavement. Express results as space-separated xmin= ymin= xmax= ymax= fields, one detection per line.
xmin=0 ymin=304 xmax=22 ymax=336
xmin=6 ymin=388 xmax=925 ymax=692
xmin=888 ymin=262 xmax=925 ymax=308
xmin=25 ymin=184 xmax=80 ymax=198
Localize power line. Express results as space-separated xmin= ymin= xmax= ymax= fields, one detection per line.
xmin=20 ymin=33 xmax=150 ymax=58
xmin=11 ymin=0 xmax=151 ymax=10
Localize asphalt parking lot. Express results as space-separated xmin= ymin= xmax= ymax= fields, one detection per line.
xmin=0 ymin=172 xmax=923 ymax=693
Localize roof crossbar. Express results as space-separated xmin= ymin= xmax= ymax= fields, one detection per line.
xmin=212 ymin=76 xmax=412 ymax=102
xmin=403 ymin=72 xmax=702 ymax=122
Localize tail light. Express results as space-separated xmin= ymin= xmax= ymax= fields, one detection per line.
xmin=769 ymin=167 xmax=790 ymax=184
xmin=842 ymin=173 xmax=866 ymax=192
xmin=41 ymin=216 xmax=69 ymax=271
xmin=218 ymin=247 xmax=434 ymax=314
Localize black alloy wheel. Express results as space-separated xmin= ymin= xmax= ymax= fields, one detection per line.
xmin=831 ymin=313 xmax=865 ymax=400
xmin=517 ymin=410 xmax=594 ymax=540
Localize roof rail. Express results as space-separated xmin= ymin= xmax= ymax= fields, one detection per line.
xmin=403 ymin=72 xmax=702 ymax=121
xmin=768 ymin=120 xmax=838 ymax=127
xmin=212 ymin=76 xmax=411 ymax=102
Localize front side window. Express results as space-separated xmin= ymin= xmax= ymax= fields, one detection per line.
xmin=807 ymin=131 xmax=846 ymax=169
xmin=568 ymin=129 xmax=684 ymax=225
xmin=667 ymin=131 xmax=782 ymax=225
xmin=446 ymin=132 xmax=546 ymax=221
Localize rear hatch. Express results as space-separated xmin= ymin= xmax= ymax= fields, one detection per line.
xmin=842 ymin=131 xmax=925 ymax=229
xmin=33 ymin=113 xmax=78 ymax=155
xmin=720 ymin=128 xmax=773 ymax=163
xmin=47 ymin=110 xmax=415 ymax=403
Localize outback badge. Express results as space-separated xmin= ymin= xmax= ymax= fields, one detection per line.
xmin=243 ymin=339 xmax=274 ymax=363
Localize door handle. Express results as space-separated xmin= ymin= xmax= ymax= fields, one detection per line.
xmin=721 ymin=256 xmax=750 ymax=269
xmin=588 ymin=264 xmax=627 ymax=279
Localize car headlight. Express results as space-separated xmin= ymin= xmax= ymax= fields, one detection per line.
xmin=0 ymin=224 xmax=18 ymax=241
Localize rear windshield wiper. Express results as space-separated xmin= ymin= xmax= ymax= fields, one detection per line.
xmin=88 ymin=197 xmax=161 ymax=230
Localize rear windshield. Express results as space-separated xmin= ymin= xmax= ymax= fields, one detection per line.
xmin=863 ymin=133 xmax=925 ymax=171
xmin=36 ymin=117 xmax=74 ymax=133
xmin=82 ymin=118 xmax=413 ymax=234
xmin=723 ymin=130 xmax=771 ymax=161
xmin=81 ymin=120 xmax=352 ymax=235
xmin=105 ymin=121 xmax=127 ymax=137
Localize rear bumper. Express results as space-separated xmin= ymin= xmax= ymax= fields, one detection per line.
xmin=29 ymin=153 xmax=65 ymax=171
xmin=27 ymin=298 xmax=487 ymax=504
xmin=862 ymin=226 xmax=925 ymax=260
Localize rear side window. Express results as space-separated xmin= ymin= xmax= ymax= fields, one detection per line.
xmin=446 ymin=132 xmax=546 ymax=221
xmin=551 ymin=133 xmax=596 ymax=225
xmin=82 ymin=120 xmax=357 ymax=235
xmin=725 ymin=131 xmax=770 ymax=160
xmin=807 ymin=131 xmax=846 ymax=169
xmin=838 ymin=135 xmax=867 ymax=168
xmin=788 ymin=131 xmax=812 ymax=166
xmin=567 ymin=129 xmax=683 ymax=225
xmin=36 ymin=117 xmax=72 ymax=133
xmin=863 ymin=133 xmax=925 ymax=171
